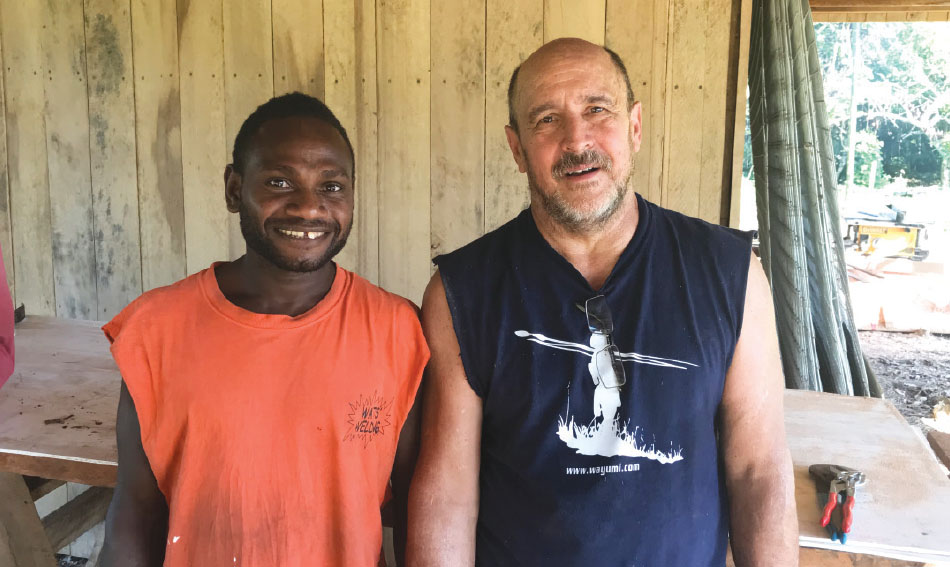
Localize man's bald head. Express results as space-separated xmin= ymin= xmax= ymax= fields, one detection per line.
xmin=507 ymin=38 xmax=635 ymax=133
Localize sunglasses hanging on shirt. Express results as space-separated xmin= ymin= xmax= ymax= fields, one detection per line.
xmin=575 ymin=295 xmax=626 ymax=389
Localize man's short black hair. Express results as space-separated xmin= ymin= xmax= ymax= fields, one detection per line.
xmin=231 ymin=92 xmax=354 ymax=175
xmin=507 ymin=46 xmax=635 ymax=133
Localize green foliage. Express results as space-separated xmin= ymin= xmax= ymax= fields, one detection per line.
xmin=813 ymin=22 xmax=950 ymax=188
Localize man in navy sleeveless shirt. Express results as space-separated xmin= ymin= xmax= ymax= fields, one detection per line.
xmin=408 ymin=38 xmax=799 ymax=566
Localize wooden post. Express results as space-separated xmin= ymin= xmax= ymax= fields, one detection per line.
xmin=0 ymin=472 xmax=56 ymax=567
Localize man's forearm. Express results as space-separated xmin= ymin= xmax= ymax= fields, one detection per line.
xmin=99 ymin=493 xmax=168 ymax=567
xmin=727 ymin=448 xmax=799 ymax=566
xmin=407 ymin=482 xmax=478 ymax=567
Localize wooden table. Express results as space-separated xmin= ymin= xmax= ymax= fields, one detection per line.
xmin=2 ymin=318 xmax=949 ymax=565
xmin=786 ymin=389 xmax=950 ymax=565
xmin=0 ymin=316 xmax=119 ymax=566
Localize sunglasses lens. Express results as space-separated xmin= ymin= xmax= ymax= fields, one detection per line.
xmin=585 ymin=295 xmax=614 ymax=334
xmin=595 ymin=345 xmax=626 ymax=388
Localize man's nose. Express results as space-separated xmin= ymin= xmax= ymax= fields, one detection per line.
xmin=287 ymin=188 xmax=328 ymax=218
xmin=562 ymin=115 xmax=594 ymax=153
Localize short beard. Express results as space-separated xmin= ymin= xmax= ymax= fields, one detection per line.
xmin=239 ymin=204 xmax=351 ymax=273
xmin=527 ymin=150 xmax=633 ymax=234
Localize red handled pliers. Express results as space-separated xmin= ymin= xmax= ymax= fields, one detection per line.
xmin=808 ymin=464 xmax=867 ymax=544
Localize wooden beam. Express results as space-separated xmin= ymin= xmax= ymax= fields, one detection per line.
xmin=41 ymin=486 xmax=112 ymax=552
xmin=0 ymin=472 xmax=56 ymax=567
xmin=810 ymin=0 xmax=950 ymax=13
xmin=22 ymin=477 xmax=65 ymax=502
xmin=927 ymin=430 xmax=950 ymax=472
xmin=729 ymin=546 xmax=931 ymax=565
xmin=728 ymin=0 xmax=753 ymax=228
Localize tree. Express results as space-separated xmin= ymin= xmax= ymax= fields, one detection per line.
xmin=815 ymin=22 xmax=950 ymax=188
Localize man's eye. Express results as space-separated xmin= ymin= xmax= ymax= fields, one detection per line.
xmin=590 ymin=106 xmax=605 ymax=113
xmin=540 ymin=115 xmax=554 ymax=124
xmin=325 ymin=183 xmax=344 ymax=193
xmin=268 ymin=179 xmax=291 ymax=189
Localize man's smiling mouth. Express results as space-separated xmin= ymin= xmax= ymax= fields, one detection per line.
xmin=565 ymin=167 xmax=599 ymax=177
xmin=276 ymin=228 xmax=327 ymax=240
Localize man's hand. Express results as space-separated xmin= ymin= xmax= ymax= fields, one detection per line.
xmin=406 ymin=271 xmax=482 ymax=566
xmin=99 ymin=381 xmax=168 ymax=567
xmin=722 ymin=254 xmax=799 ymax=566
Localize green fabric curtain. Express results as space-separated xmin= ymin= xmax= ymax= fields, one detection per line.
xmin=748 ymin=0 xmax=876 ymax=396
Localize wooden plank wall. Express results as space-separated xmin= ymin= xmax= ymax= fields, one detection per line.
xmin=0 ymin=0 xmax=745 ymax=314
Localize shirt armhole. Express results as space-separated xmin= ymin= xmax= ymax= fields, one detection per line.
xmin=723 ymin=231 xmax=755 ymax=372
xmin=103 ymin=317 xmax=156 ymax=449
xmin=439 ymin=271 xmax=486 ymax=399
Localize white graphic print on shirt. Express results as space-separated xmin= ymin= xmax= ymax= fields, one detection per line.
xmin=514 ymin=329 xmax=696 ymax=464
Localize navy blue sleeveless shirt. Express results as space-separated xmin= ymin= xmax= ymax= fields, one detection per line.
xmin=434 ymin=194 xmax=754 ymax=566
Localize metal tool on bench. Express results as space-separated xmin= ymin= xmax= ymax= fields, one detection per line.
xmin=808 ymin=464 xmax=867 ymax=544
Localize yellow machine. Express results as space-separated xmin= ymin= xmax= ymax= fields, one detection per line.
xmin=845 ymin=221 xmax=929 ymax=261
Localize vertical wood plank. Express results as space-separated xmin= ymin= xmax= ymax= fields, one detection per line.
xmin=664 ymin=0 xmax=705 ymax=216
xmin=322 ymin=0 xmax=357 ymax=274
xmin=431 ymin=0 xmax=486 ymax=258
xmin=650 ymin=0 xmax=672 ymax=208
xmin=324 ymin=0 xmax=379 ymax=283
xmin=0 ymin=34 xmax=13 ymax=304
xmin=44 ymin=0 xmax=98 ymax=319
xmin=85 ymin=0 xmax=142 ymax=320
xmin=606 ymin=0 xmax=666 ymax=204
xmin=131 ymin=0 xmax=185 ymax=291
xmin=698 ymin=0 xmax=733 ymax=224
xmin=377 ymin=0 xmax=430 ymax=303
xmin=223 ymin=0 xmax=274 ymax=260
xmin=485 ymin=0 xmax=543 ymax=231
xmin=729 ymin=0 xmax=753 ymax=227
xmin=0 ymin=1 xmax=55 ymax=315
xmin=272 ymin=0 xmax=324 ymax=98
xmin=178 ymin=0 xmax=228 ymax=275
xmin=543 ymin=0 xmax=606 ymax=44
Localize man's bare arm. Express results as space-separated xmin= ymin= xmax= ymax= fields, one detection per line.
xmin=722 ymin=254 xmax=799 ymax=566
xmin=407 ymin=271 xmax=482 ymax=566
xmin=99 ymin=381 xmax=168 ymax=567
xmin=390 ymin=394 xmax=421 ymax=566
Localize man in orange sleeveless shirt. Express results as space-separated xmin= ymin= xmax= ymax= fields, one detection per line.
xmin=100 ymin=93 xmax=428 ymax=567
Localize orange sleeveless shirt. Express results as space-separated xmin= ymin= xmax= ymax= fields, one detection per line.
xmin=103 ymin=264 xmax=428 ymax=566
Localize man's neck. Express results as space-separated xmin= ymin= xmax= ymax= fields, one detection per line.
xmin=214 ymin=253 xmax=336 ymax=317
xmin=531 ymin=193 xmax=639 ymax=291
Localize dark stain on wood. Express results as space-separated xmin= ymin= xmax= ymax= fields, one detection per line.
xmin=152 ymin=89 xmax=186 ymax=263
xmin=86 ymin=13 xmax=124 ymax=97
xmin=43 ymin=414 xmax=74 ymax=425
xmin=177 ymin=0 xmax=192 ymax=43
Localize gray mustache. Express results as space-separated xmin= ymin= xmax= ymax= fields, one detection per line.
xmin=552 ymin=150 xmax=613 ymax=179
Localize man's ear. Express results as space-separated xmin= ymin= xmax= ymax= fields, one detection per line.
xmin=224 ymin=164 xmax=241 ymax=213
xmin=505 ymin=125 xmax=528 ymax=173
xmin=628 ymin=101 xmax=643 ymax=154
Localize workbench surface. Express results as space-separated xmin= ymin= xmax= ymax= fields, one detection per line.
xmin=0 ymin=316 xmax=119 ymax=487
xmin=1 ymin=318 xmax=948 ymax=563
xmin=787 ymin=389 xmax=950 ymax=563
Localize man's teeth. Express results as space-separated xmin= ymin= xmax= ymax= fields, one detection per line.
xmin=566 ymin=167 xmax=597 ymax=176
xmin=277 ymin=228 xmax=326 ymax=239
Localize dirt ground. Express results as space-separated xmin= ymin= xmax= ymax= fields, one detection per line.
xmin=860 ymin=330 xmax=950 ymax=431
